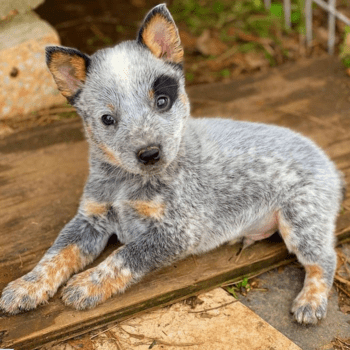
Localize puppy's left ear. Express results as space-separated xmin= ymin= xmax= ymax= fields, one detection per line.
xmin=45 ymin=46 xmax=91 ymax=102
xmin=137 ymin=4 xmax=183 ymax=65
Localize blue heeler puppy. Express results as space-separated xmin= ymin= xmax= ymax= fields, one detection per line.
xmin=0 ymin=4 xmax=345 ymax=324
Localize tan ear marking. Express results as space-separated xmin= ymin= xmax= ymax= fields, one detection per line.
xmin=141 ymin=13 xmax=183 ymax=63
xmin=48 ymin=51 xmax=88 ymax=98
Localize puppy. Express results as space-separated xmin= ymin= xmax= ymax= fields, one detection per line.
xmin=0 ymin=4 xmax=345 ymax=325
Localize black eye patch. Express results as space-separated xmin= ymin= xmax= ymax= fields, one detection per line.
xmin=152 ymin=75 xmax=178 ymax=111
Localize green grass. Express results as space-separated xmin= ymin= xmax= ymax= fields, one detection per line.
xmin=340 ymin=26 xmax=350 ymax=68
xmin=225 ymin=277 xmax=251 ymax=299
xmin=171 ymin=0 xmax=350 ymax=78
xmin=170 ymin=0 xmax=305 ymax=66
xmin=220 ymin=68 xmax=231 ymax=77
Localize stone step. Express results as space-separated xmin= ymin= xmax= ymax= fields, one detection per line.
xmin=0 ymin=11 xmax=65 ymax=119
xmin=1 ymin=0 xmax=44 ymax=18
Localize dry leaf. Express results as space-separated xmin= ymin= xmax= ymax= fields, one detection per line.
xmin=179 ymin=30 xmax=197 ymax=52
xmin=340 ymin=304 xmax=350 ymax=314
xmin=244 ymin=51 xmax=269 ymax=70
xmin=196 ymin=29 xmax=228 ymax=56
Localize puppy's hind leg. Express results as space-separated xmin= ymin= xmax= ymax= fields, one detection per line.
xmin=277 ymin=207 xmax=337 ymax=324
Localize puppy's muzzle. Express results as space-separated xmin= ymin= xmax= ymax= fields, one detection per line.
xmin=137 ymin=146 xmax=161 ymax=165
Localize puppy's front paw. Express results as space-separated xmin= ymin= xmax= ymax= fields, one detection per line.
xmin=0 ymin=273 xmax=55 ymax=314
xmin=62 ymin=266 xmax=132 ymax=310
xmin=291 ymin=290 xmax=328 ymax=324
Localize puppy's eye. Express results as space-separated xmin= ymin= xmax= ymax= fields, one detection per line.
xmin=156 ymin=95 xmax=170 ymax=111
xmin=101 ymin=114 xmax=116 ymax=126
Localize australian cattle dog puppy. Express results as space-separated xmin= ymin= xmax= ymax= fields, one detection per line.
xmin=0 ymin=4 xmax=345 ymax=325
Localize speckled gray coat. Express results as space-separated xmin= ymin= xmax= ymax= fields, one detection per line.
xmin=0 ymin=4 xmax=345 ymax=325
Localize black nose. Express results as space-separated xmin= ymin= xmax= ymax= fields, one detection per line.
xmin=137 ymin=147 xmax=160 ymax=165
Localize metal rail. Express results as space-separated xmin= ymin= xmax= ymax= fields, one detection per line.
xmin=265 ymin=0 xmax=350 ymax=54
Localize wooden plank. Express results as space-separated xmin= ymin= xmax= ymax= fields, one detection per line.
xmin=1 ymin=63 xmax=350 ymax=348
xmin=0 ymin=219 xmax=349 ymax=350
xmin=0 ymin=118 xmax=349 ymax=348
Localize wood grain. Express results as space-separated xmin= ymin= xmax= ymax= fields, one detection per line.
xmin=1 ymin=56 xmax=350 ymax=349
xmin=0 ymin=118 xmax=349 ymax=350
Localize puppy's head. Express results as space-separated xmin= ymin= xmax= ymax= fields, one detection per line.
xmin=46 ymin=4 xmax=190 ymax=175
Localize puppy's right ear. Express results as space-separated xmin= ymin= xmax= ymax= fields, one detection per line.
xmin=46 ymin=46 xmax=91 ymax=102
xmin=137 ymin=4 xmax=183 ymax=65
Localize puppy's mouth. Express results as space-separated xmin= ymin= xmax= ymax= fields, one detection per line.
xmin=138 ymin=159 xmax=168 ymax=175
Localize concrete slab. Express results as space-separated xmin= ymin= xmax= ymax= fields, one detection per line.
xmin=239 ymin=264 xmax=350 ymax=350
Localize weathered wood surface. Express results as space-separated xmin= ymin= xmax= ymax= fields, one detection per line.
xmin=1 ymin=56 xmax=350 ymax=350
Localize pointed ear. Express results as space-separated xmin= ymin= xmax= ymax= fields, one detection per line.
xmin=137 ymin=4 xmax=183 ymax=65
xmin=45 ymin=46 xmax=91 ymax=101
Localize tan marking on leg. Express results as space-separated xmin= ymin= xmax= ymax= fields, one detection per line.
xmin=292 ymin=264 xmax=329 ymax=323
xmin=276 ymin=210 xmax=299 ymax=253
xmin=82 ymin=199 xmax=110 ymax=217
xmin=277 ymin=211 xmax=291 ymax=240
xmin=0 ymin=245 xmax=90 ymax=314
xmin=46 ymin=245 xmax=87 ymax=283
xmin=86 ymin=269 xmax=132 ymax=301
xmin=129 ymin=200 xmax=165 ymax=220
xmin=302 ymin=265 xmax=327 ymax=297
xmin=62 ymin=259 xmax=132 ymax=310
xmin=305 ymin=265 xmax=323 ymax=280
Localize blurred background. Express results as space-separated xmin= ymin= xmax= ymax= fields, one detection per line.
xmin=35 ymin=0 xmax=350 ymax=85
xmin=1 ymin=0 xmax=350 ymax=124
xmin=1 ymin=3 xmax=350 ymax=349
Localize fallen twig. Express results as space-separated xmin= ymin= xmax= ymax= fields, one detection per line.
xmin=335 ymin=274 xmax=350 ymax=287
xmin=336 ymin=225 xmax=350 ymax=237
xmin=119 ymin=326 xmax=201 ymax=347
xmin=105 ymin=330 xmax=124 ymax=350
xmin=35 ymin=107 xmax=76 ymax=116
xmin=332 ymin=336 xmax=350 ymax=350
xmin=335 ymin=282 xmax=350 ymax=298
xmin=188 ymin=300 xmax=238 ymax=313
xmin=342 ymin=204 xmax=350 ymax=212
xmin=250 ymin=288 xmax=269 ymax=292
xmin=90 ymin=324 xmax=119 ymax=339
xmin=56 ymin=16 xmax=120 ymax=30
